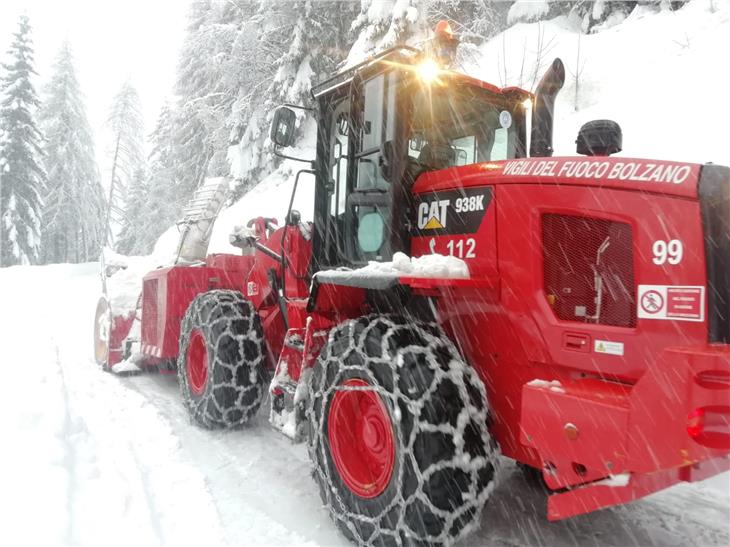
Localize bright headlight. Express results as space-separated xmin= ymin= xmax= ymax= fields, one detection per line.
xmin=417 ymin=59 xmax=440 ymax=84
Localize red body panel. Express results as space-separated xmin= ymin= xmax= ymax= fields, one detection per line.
xmin=141 ymin=255 xmax=254 ymax=359
xmin=137 ymin=153 xmax=729 ymax=520
xmin=408 ymin=156 xmax=730 ymax=515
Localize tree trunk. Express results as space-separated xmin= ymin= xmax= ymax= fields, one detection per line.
xmin=105 ymin=132 xmax=122 ymax=247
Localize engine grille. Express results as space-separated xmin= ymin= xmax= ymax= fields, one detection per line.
xmin=542 ymin=213 xmax=635 ymax=328
xmin=142 ymin=278 xmax=158 ymax=345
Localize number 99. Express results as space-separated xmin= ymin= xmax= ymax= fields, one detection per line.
xmin=652 ymin=239 xmax=683 ymax=265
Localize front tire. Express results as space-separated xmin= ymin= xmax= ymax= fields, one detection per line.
xmin=178 ymin=290 xmax=266 ymax=428
xmin=307 ymin=315 xmax=498 ymax=546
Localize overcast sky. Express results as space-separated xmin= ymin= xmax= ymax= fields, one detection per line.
xmin=0 ymin=0 xmax=188 ymax=167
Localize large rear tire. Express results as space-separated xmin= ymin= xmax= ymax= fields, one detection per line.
xmin=307 ymin=315 xmax=498 ymax=546
xmin=178 ymin=290 xmax=267 ymax=428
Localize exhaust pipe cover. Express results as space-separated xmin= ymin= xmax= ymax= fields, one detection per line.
xmin=530 ymin=58 xmax=565 ymax=158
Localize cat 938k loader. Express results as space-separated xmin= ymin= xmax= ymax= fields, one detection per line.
xmin=94 ymin=22 xmax=730 ymax=546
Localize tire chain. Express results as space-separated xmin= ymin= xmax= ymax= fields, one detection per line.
xmin=178 ymin=290 xmax=266 ymax=428
xmin=306 ymin=315 xmax=499 ymax=546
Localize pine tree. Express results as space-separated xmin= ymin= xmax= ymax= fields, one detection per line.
xmin=115 ymin=104 xmax=180 ymax=255
xmin=104 ymin=80 xmax=145 ymax=247
xmin=142 ymin=104 xmax=181 ymax=247
xmin=349 ymin=0 xmax=426 ymax=60
xmin=173 ymin=0 xmax=239 ymax=199
xmin=424 ymin=1 xmax=508 ymax=43
xmin=115 ymin=166 xmax=148 ymax=254
xmin=0 ymin=15 xmax=45 ymax=267
xmin=39 ymin=42 xmax=106 ymax=264
xmin=228 ymin=1 xmax=358 ymax=195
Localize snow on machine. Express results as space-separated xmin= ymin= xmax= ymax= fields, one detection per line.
xmin=94 ymin=22 xmax=730 ymax=546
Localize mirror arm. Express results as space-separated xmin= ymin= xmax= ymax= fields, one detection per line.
xmin=273 ymin=146 xmax=315 ymax=168
xmin=286 ymin=168 xmax=316 ymax=222
xmin=282 ymin=103 xmax=315 ymax=113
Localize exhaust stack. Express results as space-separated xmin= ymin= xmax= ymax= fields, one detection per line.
xmin=530 ymin=58 xmax=565 ymax=158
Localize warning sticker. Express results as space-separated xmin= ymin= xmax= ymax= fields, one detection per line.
xmin=637 ymin=285 xmax=704 ymax=322
xmin=594 ymin=340 xmax=624 ymax=356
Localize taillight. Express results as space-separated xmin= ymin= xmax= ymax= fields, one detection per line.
xmin=687 ymin=408 xmax=705 ymax=438
xmin=687 ymin=406 xmax=730 ymax=450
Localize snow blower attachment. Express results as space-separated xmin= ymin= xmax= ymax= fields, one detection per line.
xmin=97 ymin=21 xmax=730 ymax=546
xmin=94 ymin=178 xmax=230 ymax=372
xmin=174 ymin=177 xmax=229 ymax=263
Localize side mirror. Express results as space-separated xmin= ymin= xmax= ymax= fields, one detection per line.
xmin=270 ymin=106 xmax=296 ymax=148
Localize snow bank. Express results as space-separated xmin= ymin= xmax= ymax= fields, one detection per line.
xmin=467 ymin=0 xmax=730 ymax=166
xmin=154 ymin=119 xmax=317 ymax=259
xmin=508 ymin=0 xmax=550 ymax=25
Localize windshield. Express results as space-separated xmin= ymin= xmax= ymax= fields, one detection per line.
xmin=407 ymin=81 xmax=523 ymax=170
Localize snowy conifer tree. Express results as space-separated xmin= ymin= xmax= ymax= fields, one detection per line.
xmin=0 ymin=15 xmax=45 ymax=267
xmin=115 ymin=166 xmax=148 ymax=254
xmin=348 ymin=0 xmax=425 ymax=63
xmin=116 ymin=103 xmax=180 ymax=255
xmin=424 ymin=1 xmax=509 ymax=43
xmin=227 ymin=1 xmax=358 ymax=195
xmin=173 ymin=0 xmax=241 ymax=199
xmin=104 ymin=80 xmax=144 ymax=247
xmin=39 ymin=42 xmax=105 ymax=264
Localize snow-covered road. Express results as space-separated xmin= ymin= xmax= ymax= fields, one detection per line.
xmin=1 ymin=262 xmax=728 ymax=546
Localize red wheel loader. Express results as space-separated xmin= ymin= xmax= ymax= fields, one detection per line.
xmin=94 ymin=23 xmax=730 ymax=546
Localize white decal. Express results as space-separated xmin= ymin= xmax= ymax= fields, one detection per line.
xmin=499 ymin=110 xmax=512 ymax=129
xmin=594 ymin=339 xmax=624 ymax=356
xmin=503 ymin=159 xmax=692 ymax=185
xmin=418 ymin=199 xmax=450 ymax=229
xmin=637 ymin=285 xmax=704 ymax=322
xmin=454 ymin=195 xmax=485 ymax=213
xmin=446 ymin=238 xmax=476 ymax=259
xmin=429 ymin=238 xmax=437 ymax=253
xmin=247 ymin=281 xmax=259 ymax=297
xmin=652 ymin=239 xmax=683 ymax=265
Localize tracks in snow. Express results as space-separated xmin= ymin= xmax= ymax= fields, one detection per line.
xmin=0 ymin=262 xmax=727 ymax=546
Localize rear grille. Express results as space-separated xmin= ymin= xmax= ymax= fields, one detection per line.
xmin=542 ymin=214 xmax=635 ymax=328
xmin=142 ymin=278 xmax=158 ymax=344
xmin=699 ymin=164 xmax=730 ymax=343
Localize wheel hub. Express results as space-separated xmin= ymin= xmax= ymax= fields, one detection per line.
xmin=187 ymin=330 xmax=208 ymax=395
xmin=327 ymin=378 xmax=395 ymax=498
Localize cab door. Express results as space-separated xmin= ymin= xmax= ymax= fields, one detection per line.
xmin=343 ymin=70 xmax=400 ymax=264
xmin=314 ymin=69 xmax=408 ymax=268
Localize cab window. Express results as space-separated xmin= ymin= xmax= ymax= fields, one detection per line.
xmin=356 ymin=72 xmax=396 ymax=191
xmin=408 ymin=82 xmax=521 ymax=170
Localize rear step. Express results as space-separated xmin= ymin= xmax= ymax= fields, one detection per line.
xmin=521 ymin=377 xmax=632 ymax=489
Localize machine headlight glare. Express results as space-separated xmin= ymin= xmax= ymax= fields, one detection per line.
xmin=417 ymin=59 xmax=440 ymax=84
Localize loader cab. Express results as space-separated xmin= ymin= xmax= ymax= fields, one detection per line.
xmin=273 ymin=47 xmax=530 ymax=272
